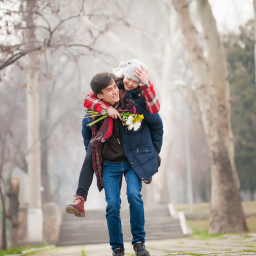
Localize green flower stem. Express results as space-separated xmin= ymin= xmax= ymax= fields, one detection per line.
xmin=87 ymin=115 xmax=108 ymax=127
xmin=88 ymin=114 xmax=103 ymax=118
xmin=86 ymin=111 xmax=99 ymax=114
xmin=84 ymin=115 xmax=102 ymax=119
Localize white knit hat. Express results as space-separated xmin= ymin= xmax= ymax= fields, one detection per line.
xmin=113 ymin=59 xmax=148 ymax=82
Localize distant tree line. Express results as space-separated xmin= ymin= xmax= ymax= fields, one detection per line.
xmin=224 ymin=20 xmax=256 ymax=200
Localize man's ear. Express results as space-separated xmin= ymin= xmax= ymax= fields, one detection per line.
xmin=97 ymin=93 xmax=103 ymax=100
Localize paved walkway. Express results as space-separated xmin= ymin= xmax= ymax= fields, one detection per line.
xmin=29 ymin=234 xmax=256 ymax=256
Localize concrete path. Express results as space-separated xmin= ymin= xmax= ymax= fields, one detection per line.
xmin=28 ymin=233 xmax=256 ymax=256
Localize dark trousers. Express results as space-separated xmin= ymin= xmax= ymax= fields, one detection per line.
xmin=76 ymin=143 xmax=94 ymax=200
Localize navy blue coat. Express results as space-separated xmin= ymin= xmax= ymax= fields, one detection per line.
xmin=121 ymin=90 xmax=163 ymax=180
xmin=82 ymin=90 xmax=163 ymax=181
xmin=82 ymin=115 xmax=92 ymax=151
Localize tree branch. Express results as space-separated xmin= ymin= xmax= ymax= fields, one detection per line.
xmin=0 ymin=46 xmax=42 ymax=70
xmin=34 ymin=10 xmax=52 ymax=31
xmin=18 ymin=25 xmax=50 ymax=33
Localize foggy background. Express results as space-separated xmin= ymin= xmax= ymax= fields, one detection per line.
xmin=1 ymin=0 xmax=255 ymax=212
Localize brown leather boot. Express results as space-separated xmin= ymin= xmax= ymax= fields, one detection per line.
xmin=65 ymin=195 xmax=85 ymax=217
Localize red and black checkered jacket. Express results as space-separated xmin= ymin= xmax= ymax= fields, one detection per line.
xmin=83 ymin=80 xmax=160 ymax=114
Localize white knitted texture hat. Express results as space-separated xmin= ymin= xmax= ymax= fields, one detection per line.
xmin=118 ymin=59 xmax=148 ymax=82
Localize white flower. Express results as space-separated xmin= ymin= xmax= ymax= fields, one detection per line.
xmin=126 ymin=116 xmax=134 ymax=126
xmin=128 ymin=123 xmax=134 ymax=130
xmin=133 ymin=121 xmax=141 ymax=131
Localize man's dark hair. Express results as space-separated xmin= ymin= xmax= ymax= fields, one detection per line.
xmin=90 ymin=72 xmax=116 ymax=95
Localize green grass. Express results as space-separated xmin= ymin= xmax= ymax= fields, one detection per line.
xmin=240 ymin=249 xmax=256 ymax=253
xmin=186 ymin=219 xmax=223 ymax=239
xmin=145 ymin=247 xmax=159 ymax=250
xmin=81 ymin=248 xmax=86 ymax=256
xmin=191 ymin=231 xmax=223 ymax=240
xmin=176 ymin=252 xmax=204 ymax=256
xmin=0 ymin=245 xmax=49 ymax=256
xmin=0 ymin=248 xmax=24 ymax=256
xmin=24 ymin=246 xmax=55 ymax=256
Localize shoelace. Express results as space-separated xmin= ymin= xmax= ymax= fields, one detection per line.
xmin=73 ymin=195 xmax=83 ymax=205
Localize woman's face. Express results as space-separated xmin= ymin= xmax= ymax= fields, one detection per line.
xmin=123 ymin=76 xmax=140 ymax=91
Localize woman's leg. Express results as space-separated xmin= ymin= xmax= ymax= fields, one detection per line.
xmin=76 ymin=143 xmax=94 ymax=200
xmin=66 ymin=143 xmax=93 ymax=217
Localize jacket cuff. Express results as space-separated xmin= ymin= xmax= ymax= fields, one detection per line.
xmin=100 ymin=104 xmax=112 ymax=114
xmin=140 ymin=80 xmax=150 ymax=90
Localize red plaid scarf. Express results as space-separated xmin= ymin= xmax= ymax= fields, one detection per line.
xmin=91 ymin=89 xmax=136 ymax=191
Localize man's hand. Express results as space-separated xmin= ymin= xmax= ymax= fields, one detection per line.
xmin=134 ymin=64 xmax=148 ymax=84
xmin=106 ymin=106 xmax=122 ymax=120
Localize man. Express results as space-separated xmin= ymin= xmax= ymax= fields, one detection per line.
xmin=82 ymin=72 xmax=163 ymax=256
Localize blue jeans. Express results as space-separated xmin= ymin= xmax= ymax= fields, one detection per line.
xmin=102 ymin=161 xmax=145 ymax=250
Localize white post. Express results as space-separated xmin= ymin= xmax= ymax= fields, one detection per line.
xmin=26 ymin=52 xmax=43 ymax=242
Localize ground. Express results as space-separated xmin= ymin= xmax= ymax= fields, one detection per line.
xmin=20 ymin=233 xmax=256 ymax=256
xmin=2 ymin=202 xmax=256 ymax=256
xmin=28 ymin=202 xmax=256 ymax=256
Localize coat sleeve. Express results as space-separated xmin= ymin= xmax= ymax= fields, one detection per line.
xmin=84 ymin=91 xmax=111 ymax=114
xmin=139 ymin=80 xmax=160 ymax=114
xmin=136 ymin=99 xmax=163 ymax=153
xmin=82 ymin=114 xmax=92 ymax=151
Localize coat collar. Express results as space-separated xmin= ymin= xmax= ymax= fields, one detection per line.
xmin=127 ymin=90 xmax=140 ymax=99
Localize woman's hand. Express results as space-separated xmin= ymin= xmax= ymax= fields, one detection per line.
xmin=134 ymin=64 xmax=148 ymax=84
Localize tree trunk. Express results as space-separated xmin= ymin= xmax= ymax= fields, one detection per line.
xmin=26 ymin=0 xmax=43 ymax=242
xmin=254 ymin=0 xmax=256 ymax=87
xmin=7 ymin=178 xmax=20 ymax=248
xmin=196 ymin=0 xmax=240 ymax=190
xmin=196 ymin=0 xmax=245 ymax=233
xmin=41 ymin=137 xmax=52 ymax=203
xmin=173 ymin=0 xmax=248 ymax=233
xmin=0 ymin=178 xmax=7 ymax=250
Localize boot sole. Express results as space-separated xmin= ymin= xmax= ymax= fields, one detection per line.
xmin=65 ymin=205 xmax=85 ymax=217
xmin=143 ymin=176 xmax=152 ymax=184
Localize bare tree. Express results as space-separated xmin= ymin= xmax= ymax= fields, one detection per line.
xmin=173 ymin=0 xmax=248 ymax=233
xmin=0 ymin=96 xmax=25 ymax=249
xmin=0 ymin=132 xmax=8 ymax=250
xmin=39 ymin=59 xmax=79 ymax=203
xmin=0 ymin=0 xmax=131 ymax=70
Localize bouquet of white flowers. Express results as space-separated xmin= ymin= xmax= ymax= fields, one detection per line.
xmin=85 ymin=110 xmax=144 ymax=131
